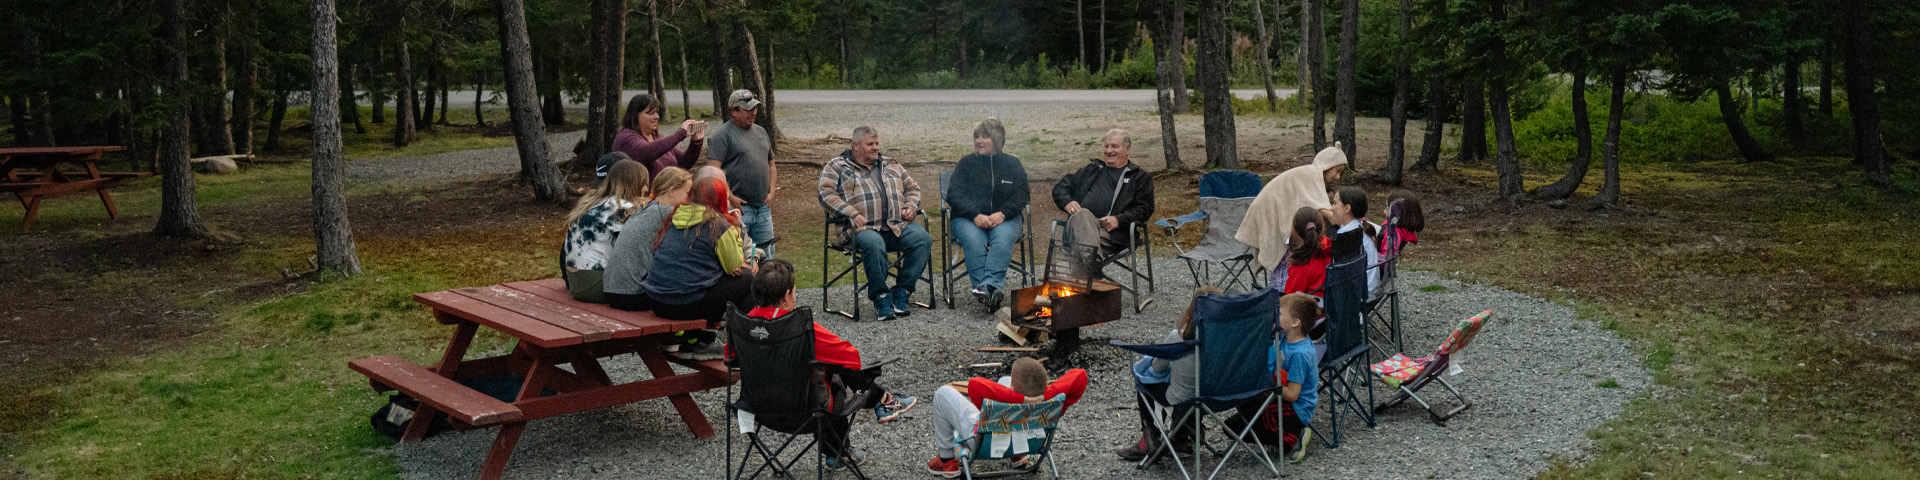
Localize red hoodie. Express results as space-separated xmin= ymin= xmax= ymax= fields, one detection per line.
xmin=731 ymin=306 xmax=863 ymax=371
xmin=965 ymin=369 xmax=1090 ymax=411
xmin=1283 ymin=237 xmax=1334 ymax=294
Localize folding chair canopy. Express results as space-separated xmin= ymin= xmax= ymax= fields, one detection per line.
xmin=1192 ymin=288 xmax=1282 ymax=407
xmin=967 ymin=395 xmax=1066 ymax=460
xmin=726 ymin=306 xmax=828 ymax=432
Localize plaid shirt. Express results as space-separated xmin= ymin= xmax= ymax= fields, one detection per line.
xmin=818 ymin=152 xmax=922 ymax=237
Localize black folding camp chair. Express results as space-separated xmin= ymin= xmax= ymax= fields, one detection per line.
xmin=938 ymin=170 xmax=1035 ymax=309
xmin=1045 ymin=220 xmax=1156 ymax=313
xmin=724 ymin=306 xmax=870 ymax=480
xmin=1112 ymin=289 xmax=1284 ymax=480
xmin=1156 ymin=170 xmax=1266 ymax=292
xmin=1316 ymin=233 xmax=1376 ymax=449
xmin=819 ymin=209 xmax=936 ymax=320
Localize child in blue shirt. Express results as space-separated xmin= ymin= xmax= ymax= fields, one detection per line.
xmin=1226 ymin=292 xmax=1322 ymax=463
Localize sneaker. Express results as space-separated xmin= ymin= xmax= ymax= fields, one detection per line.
xmin=874 ymin=392 xmax=917 ymax=424
xmin=1113 ymin=437 xmax=1152 ymax=462
xmin=873 ymin=294 xmax=896 ymax=321
xmin=925 ymin=457 xmax=961 ymax=478
xmin=824 ymin=449 xmax=866 ymax=471
xmin=1286 ymin=428 xmax=1312 ymax=464
xmin=1010 ymin=455 xmax=1037 ymax=469
xmin=674 ymin=341 xmax=724 ymax=361
xmin=983 ymin=285 xmax=1003 ymax=312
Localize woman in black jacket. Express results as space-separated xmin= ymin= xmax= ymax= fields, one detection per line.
xmin=948 ymin=118 xmax=1030 ymax=311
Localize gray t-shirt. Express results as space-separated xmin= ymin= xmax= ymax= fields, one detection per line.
xmin=1153 ymin=329 xmax=1200 ymax=406
xmin=705 ymin=121 xmax=773 ymax=206
xmin=603 ymin=201 xmax=674 ymax=295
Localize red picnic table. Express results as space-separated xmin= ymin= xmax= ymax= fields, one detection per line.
xmin=350 ymin=277 xmax=732 ymax=480
xmin=0 ymin=146 xmax=149 ymax=232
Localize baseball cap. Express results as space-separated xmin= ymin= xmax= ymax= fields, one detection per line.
xmin=728 ymin=89 xmax=762 ymax=111
xmin=592 ymin=152 xmax=630 ymax=188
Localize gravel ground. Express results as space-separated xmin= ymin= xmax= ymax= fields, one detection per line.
xmin=391 ymin=259 xmax=1648 ymax=479
xmin=346 ymin=131 xmax=586 ymax=185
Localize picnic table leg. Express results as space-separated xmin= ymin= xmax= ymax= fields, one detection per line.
xmin=96 ymin=188 xmax=120 ymax=219
xmin=401 ymin=320 xmax=479 ymax=443
xmin=19 ymin=195 xmax=40 ymax=232
xmin=478 ymin=422 xmax=527 ymax=480
xmin=637 ymin=343 xmax=716 ymax=439
xmin=568 ymin=352 xmax=615 ymax=387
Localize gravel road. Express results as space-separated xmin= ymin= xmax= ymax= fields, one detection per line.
xmin=347 ymin=131 xmax=586 ymax=185
xmin=389 ymin=261 xmax=1647 ymax=479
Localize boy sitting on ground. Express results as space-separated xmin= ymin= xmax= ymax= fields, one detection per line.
xmin=924 ymin=357 xmax=1088 ymax=478
xmin=728 ymin=259 xmax=918 ymax=469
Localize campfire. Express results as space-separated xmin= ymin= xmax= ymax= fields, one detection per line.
xmin=1000 ymin=277 xmax=1124 ymax=348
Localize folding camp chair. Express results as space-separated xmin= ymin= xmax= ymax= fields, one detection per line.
xmin=1045 ymin=219 xmax=1156 ymax=312
xmin=1371 ymin=310 xmax=1491 ymax=426
xmin=1111 ymin=289 xmax=1283 ymax=480
xmin=938 ymin=170 xmax=1035 ymax=309
xmin=820 ymin=209 xmax=936 ymax=320
xmin=949 ymin=395 xmax=1067 ymax=479
xmin=1316 ymin=240 xmax=1376 ymax=449
xmin=724 ymin=306 xmax=871 ymax=480
xmin=1365 ymin=199 xmax=1408 ymax=354
xmin=1156 ymin=170 xmax=1266 ymax=292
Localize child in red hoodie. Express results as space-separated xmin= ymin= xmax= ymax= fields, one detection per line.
xmin=730 ymin=259 xmax=917 ymax=470
xmin=923 ymin=357 xmax=1088 ymax=477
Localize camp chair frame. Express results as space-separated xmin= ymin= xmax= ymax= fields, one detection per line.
xmin=1111 ymin=289 xmax=1284 ymax=480
xmin=937 ymin=170 xmax=1036 ymax=309
xmin=1155 ymin=170 xmax=1266 ymax=293
xmin=1317 ymin=246 xmax=1377 ymax=449
xmin=1364 ymin=199 xmax=1409 ymax=355
xmin=723 ymin=306 xmax=871 ymax=480
xmin=1044 ymin=220 xmax=1156 ymax=313
xmin=820 ymin=209 xmax=936 ymax=320
xmin=1373 ymin=310 xmax=1491 ymax=426
xmin=950 ymin=396 xmax=1067 ymax=479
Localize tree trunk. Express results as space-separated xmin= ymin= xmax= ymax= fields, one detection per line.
xmin=231 ymin=5 xmax=258 ymax=155
xmin=1076 ymin=0 xmax=1085 ymax=67
xmin=1099 ymin=0 xmax=1106 ymax=71
xmin=1714 ymin=83 xmax=1773 ymax=163
xmin=392 ymin=14 xmax=417 ymax=147
xmin=1533 ymin=66 xmax=1592 ymax=201
xmin=439 ymin=79 xmax=450 ymax=125
xmin=265 ymin=88 xmax=289 ymax=150
xmin=1457 ymin=81 xmax=1486 ymax=162
xmin=309 ymin=0 xmax=363 ymax=276
xmin=202 ymin=30 xmax=236 ymax=156
xmin=1151 ymin=0 xmax=1183 ymax=170
xmin=157 ymin=0 xmax=207 ymax=238
xmin=648 ymin=0 xmax=668 ymax=103
xmin=1818 ymin=38 xmax=1832 ymax=116
xmin=1382 ymin=0 xmax=1410 ymax=185
xmin=497 ymin=0 xmax=564 ymax=201
xmin=8 ymin=95 xmax=28 ymax=147
xmin=21 ymin=32 xmax=55 ymax=147
xmin=1412 ymin=74 xmax=1446 ymax=172
xmin=1333 ymin=0 xmax=1358 ymax=168
xmin=1487 ymin=0 xmax=1519 ymax=205
xmin=1782 ymin=59 xmax=1804 ymax=149
xmin=602 ymin=0 xmax=627 ymax=150
xmin=763 ymin=41 xmax=778 ymax=141
xmin=584 ymin=0 xmax=613 ymax=162
xmin=371 ymin=53 xmax=386 ymax=124
xmin=1196 ymin=0 xmax=1237 ymax=169
xmin=677 ymin=28 xmax=692 ymax=120
xmin=342 ymin=65 xmax=366 ymax=134
xmin=1307 ymin=0 xmax=1325 ymax=148
xmin=1169 ymin=0 xmax=1188 ymax=113
xmin=703 ymin=0 xmax=731 ymax=115
xmin=1842 ymin=0 xmax=1887 ymax=179
xmin=735 ymin=23 xmax=775 ymax=136
xmin=474 ymin=70 xmax=487 ymax=127
xmin=1296 ymin=0 xmax=1310 ymax=110
xmin=419 ymin=49 xmax=437 ymax=132
xmin=1589 ymin=68 xmax=1627 ymax=209
xmin=958 ymin=36 xmax=969 ymax=79
xmin=1252 ymin=0 xmax=1278 ymax=111
xmin=539 ymin=54 xmax=566 ymax=125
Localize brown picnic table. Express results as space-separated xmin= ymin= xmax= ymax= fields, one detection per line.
xmin=0 ymin=146 xmax=148 ymax=232
xmin=349 ymin=277 xmax=732 ymax=480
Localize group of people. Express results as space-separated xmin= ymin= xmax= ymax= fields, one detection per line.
xmin=555 ymin=89 xmax=1430 ymax=472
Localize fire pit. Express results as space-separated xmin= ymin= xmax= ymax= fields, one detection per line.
xmin=1001 ymin=277 xmax=1124 ymax=348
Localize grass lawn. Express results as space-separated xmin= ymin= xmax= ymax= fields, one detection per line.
xmin=4 ymin=114 xmax=1916 ymax=478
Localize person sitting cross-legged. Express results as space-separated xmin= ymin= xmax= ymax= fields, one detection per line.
xmin=1051 ymin=128 xmax=1155 ymax=277
xmin=924 ymin=357 xmax=1088 ymax=478
xmin=818 ymin=125 xmax=932 ymax=321
xmin=726 ymin=258 xmax=919 ymax=470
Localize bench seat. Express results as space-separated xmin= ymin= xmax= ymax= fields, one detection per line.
xmin=350 ymin=355 xmax=524 ymax=427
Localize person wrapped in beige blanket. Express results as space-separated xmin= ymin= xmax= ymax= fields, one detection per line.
xmin=1235 ymin=143 xmax=1349 ymax=274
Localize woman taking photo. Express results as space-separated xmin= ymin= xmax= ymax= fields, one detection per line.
xmin=946 ymin=117 xmax=1030 ymax=311
xmin=613 ymin=94 xmax=705 ymax=179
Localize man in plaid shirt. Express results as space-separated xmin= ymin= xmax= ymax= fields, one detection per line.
xmin=818 ymin=126 xmax=931 ymax=321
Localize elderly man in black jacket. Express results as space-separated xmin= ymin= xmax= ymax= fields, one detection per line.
xmin=1052 ymin=128 xmax=1156 ymax=275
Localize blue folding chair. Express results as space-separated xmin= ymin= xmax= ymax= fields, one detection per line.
xmin=1112 ymin=289 xmax=1283 ymax=480
xmin=1156 ymin=170 xmax=1266 ymax=292
xmin=1317 ymin=235 xmax=1377 ymax=448
xmin=949 ymin=395 xmax=1066 ymax=479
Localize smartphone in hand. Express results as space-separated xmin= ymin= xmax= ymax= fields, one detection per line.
xmin=689 ymin=121 xmax=707 ymax=136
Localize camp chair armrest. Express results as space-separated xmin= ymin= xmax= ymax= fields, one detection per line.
xmin=1110 ymin=339 xmax=1198 ymax=360
xmin=1155 ymin=210 xmax=1207 ymax=230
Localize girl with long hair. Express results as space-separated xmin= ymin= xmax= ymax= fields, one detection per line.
xmin=563 ymin=157 xmax=651 ymax=303
xmin=604 ymin=167 xmax=695 ymax=311
xmin=641 ymin=176 xmax=754 ymax=360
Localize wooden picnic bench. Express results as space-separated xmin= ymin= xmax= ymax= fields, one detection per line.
xmin=0 ymin=146 xmax=149 ymax=232
xmin=350 ymin=277 xmax=733 ymax=480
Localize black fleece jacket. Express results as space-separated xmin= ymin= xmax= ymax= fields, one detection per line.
xmin=1051 ymin=159 xmax=1156 ymax=228
xmin=947 ymin=153 xmax=1031 ymax=221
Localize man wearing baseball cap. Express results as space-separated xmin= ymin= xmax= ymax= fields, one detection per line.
xmin=704 ymin=89 xmax=777 ymax=257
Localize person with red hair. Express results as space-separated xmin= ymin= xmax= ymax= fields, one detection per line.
xmin=642 ymin=176 xmax=756 ymax=360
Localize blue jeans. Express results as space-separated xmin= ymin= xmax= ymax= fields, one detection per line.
xmin=854 ymin=222 xmax=931 ymax=302
xmin=949 ymin=216 xmax=1022 ymax=291
xmin=739 ymin=204 xmax=775 ymax=258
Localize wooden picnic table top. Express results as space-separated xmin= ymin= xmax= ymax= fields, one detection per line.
xmin=414 ymin=277 xmax=709 ymax=348
xmin=0 ymin=146 xmax=126 ymax=157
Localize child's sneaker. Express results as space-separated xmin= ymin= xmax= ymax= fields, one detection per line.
xmin=925 ymin=457 xmax=961 ymax=478
xmin=1286 ymin=428 xmax=1312 ymax=464
xmin=874 ymin=391 xmax=917 ymax=424
xmin=674 ymin=341 xmax=724 ymax=361
xmin=824 ymin=449 xmax=866 ymax=471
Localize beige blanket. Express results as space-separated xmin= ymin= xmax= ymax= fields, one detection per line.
xmin=1235 ymin=144 xmax=1349 ymax=270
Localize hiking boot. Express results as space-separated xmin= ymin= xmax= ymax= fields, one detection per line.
xmin=1286 ymin=428 xmax=1312 ymax=464
xmin=874 ymin=391 xmax=917 ymax=424
xmin=824 ymin=449 xmax=866 ymax=471
xmin=925 ymin=457 xmax=961 ymax=478
xmin=983 ymin=285 xmax=1003 ymax=312
xmin=1113 ymin=436 xmax=1154 ymax=462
